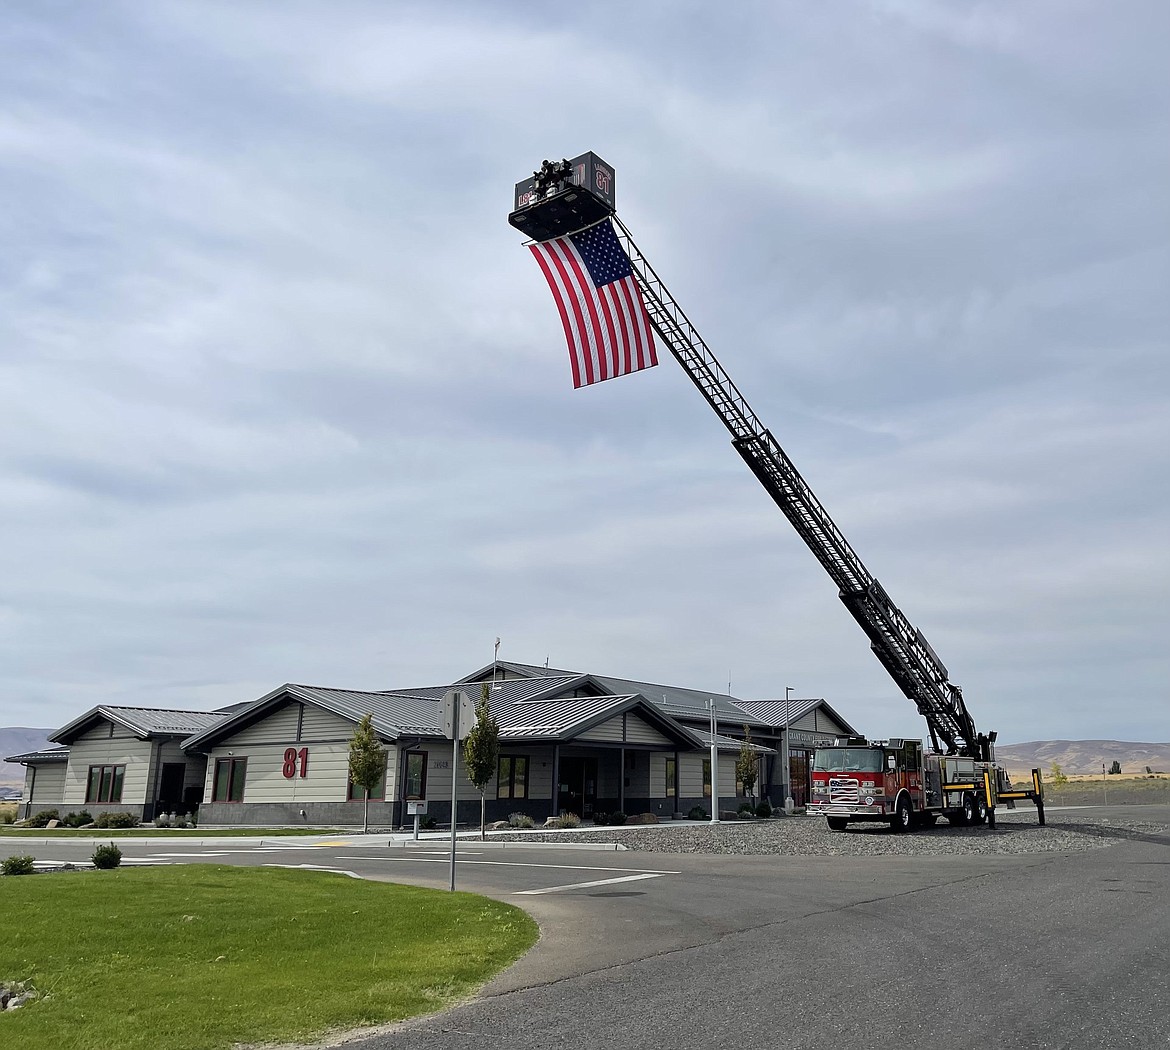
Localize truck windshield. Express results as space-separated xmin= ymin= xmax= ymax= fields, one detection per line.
xmin=813 ymin=748 xmax=885 ymax=773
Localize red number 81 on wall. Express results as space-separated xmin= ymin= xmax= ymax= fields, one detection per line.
xmin=282 ymin=747 xmax=309 ymax=778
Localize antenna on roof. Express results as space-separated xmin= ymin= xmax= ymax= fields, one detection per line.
xmin=544 ymin=655 xmax=549 ymax=668
xmin=492 ymin=637 xmax=502 ymax=690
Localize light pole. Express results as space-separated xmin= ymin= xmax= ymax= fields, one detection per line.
xmin=706 ymin=698 xmax=719 ymax=824
xmin=783 ymin=686 xmax=794 ymax=813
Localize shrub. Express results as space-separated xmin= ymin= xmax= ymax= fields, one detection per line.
xmin=592 ymin=812 xmax=610 ymax=826
xmin=63 ymin=811 xmax=93 ymax=828
xmin=2 ymin=854 xmax=36 ymax=876
xmin=609 ymin=811 xmax=627 ymax=826
xmin=687 ymin=805 xmax=708 ymax=821
xmin=419 ymin=816 xmax=437 ymax=830
xmin=737 ymin=803 xmax=755 ymax=818
xmin=0 ymin=804 xmax=16 ymax=825
xmin=91 ymin=843 xmax=122 ymax=869
xmin=94 ymin=812 xmax=137 ymax=829
xmin=557 ymin=811 xmax=581 ymax=829
xmin=507 ymin=812 xmax=536 ymax=829
xmin=27 ymin=809 xmax=60 ymax=828
xmin=755 ymin=800 xmax=773 ymax=818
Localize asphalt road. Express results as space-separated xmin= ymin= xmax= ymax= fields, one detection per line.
xmin=6 ymin=805 xmax=1169 ymax=1049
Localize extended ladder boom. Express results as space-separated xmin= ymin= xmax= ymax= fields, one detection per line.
xmin=611 ymin=217 xmax=983 ymax=758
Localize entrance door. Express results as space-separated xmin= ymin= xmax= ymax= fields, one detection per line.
xmin=789 ymin=750 xmax=810 ymax=806
xmin=157 ymin=763 xmax=185 ymax=813
xmin=558 ymin=757 xmax=598 ymax=817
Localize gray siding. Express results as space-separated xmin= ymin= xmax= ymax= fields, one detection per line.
xmin=24 ymin=763 xmax=66 ymax=808
xmin=225 ymin=703 xmax=301 ymax=746
xmin=63 ymin=727 xmax=153 ymax=807
xmin=625 ymin=716 xmax=670 ymax=745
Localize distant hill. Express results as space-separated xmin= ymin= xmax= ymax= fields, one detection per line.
xmin=996 ymin=740 xmax=1170 ymax=776
xmin=0 ymin=728 xmax=53 ymax=788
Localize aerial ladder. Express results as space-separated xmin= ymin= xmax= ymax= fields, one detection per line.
xmin=508 ymin=154 xmax=1044 ymax=826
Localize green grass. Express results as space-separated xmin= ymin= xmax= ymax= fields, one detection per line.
xmin=0 ymin=826 xmax=349 ymax=838
xmin=0 ymin=865 xmax=538 ymax=1050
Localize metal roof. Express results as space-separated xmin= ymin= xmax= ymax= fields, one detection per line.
xmin=175 ymin=660 xmax=854 ymax=754
xmin=731 ymin=698 xmax=820 ymax=727
xmin=5 ymin=746 xmax=71 ymax=764
xmin=690 ymin=731 xmax=775 ymax=754
xmin=52 ymin=705 xmax=229 ymax=744
xmin=589 ymin=675 xmax=772 ymax=728
xmin=734 ymin=697 xmax=858 ymax=736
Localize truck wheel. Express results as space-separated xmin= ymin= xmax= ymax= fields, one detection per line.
xmin=890 ymin=797 xmax=913 ymax=833
xmin=958 ymin=794 xmax=977 ymax=826
xmin=973 ymin=796 xmax=988 ymax=825
xmin=827 ymin=817 xmax=848 ymax=832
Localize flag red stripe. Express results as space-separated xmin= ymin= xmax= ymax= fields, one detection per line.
xmin=616 ymin=276 xmax=653 ymax=369
xmin=558 ymin=238 xmax=609 ymax=383
xmin=602 ymin=281 xmax=633 ymax=375
xmin=529 ymin=244 xmax=584 ymax=388
xmin=544 ymin=239 xmax=596 ymax=386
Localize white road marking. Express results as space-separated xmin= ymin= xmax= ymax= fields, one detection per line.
xmin=149 ymin=851 xmax=234 ymax=858
xmin=515 ymin=872 xmax=669 ymax=895
xmin=262 ymin=863 xmax=362 ymax=879
xmin=337 ymin=856 xmax=679 ymax=874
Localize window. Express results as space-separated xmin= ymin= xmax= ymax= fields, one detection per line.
xmin=403 ymin=751 xmax=427 ymax=800
xmin=348 ymin=763 xmax=385 ymax=801
xmin=86 ymin=764 xmax=125 ymax=804
xmin=665 ymin=756 xmax=677 ymax=797
xmin=702 ymin=758 xmax=711 ymax=798
xmin=497 ymin=755 xmax=529 ymax=800
xmin=212 ymin=757 xmax=247 ymax=802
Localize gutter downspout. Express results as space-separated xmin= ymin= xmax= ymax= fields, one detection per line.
xmin=551 ymin=743 xmax=560 ymax=821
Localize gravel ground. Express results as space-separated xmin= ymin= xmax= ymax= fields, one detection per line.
xmin=490 ymin=810 xmax=1170 ymax=857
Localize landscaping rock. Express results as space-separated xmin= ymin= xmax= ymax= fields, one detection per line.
xmin=45 ymin=819 xmax=59 ymax=829
xmin=628 ymin=813 xmax=658 ymax=825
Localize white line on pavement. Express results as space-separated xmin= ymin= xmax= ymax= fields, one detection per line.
xmin=515 ymin=872 xmax=669 ymax=895
xmin=337 ymin=856 xmax=680 ymax=874
xmin=262 ymin=863 xmax=362 ymax=879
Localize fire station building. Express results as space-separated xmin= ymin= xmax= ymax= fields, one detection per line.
xmin=8 ymin=660 xmax=856 ymax=828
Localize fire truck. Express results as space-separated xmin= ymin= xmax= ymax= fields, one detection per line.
xmin=508 ymin=155 xmax=1045 ymax=832
xmin=809 ymin=737 xmax=1044 ymax=831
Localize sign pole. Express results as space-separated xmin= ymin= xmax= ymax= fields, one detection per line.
xmin=449 ymin=703 xmax=459 ymax=892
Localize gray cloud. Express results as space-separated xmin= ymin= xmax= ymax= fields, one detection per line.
xmin=1 ymin=1 xmax=1167 ymax=747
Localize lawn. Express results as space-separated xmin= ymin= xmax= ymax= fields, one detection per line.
xmin=0 ymin=865 xmax=538 ymax=1050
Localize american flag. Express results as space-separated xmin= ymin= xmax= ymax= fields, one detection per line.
xmin=528 ymin=220 xmax=658 ymax=388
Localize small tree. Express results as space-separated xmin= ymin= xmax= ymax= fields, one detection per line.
xmin=1109 ymin=760 xmax=1122 ymax=775
xmin=463 ymin=684 xmax=500 ymax=841
xmin=1049 ymin=762 xmax=1068 ymax=786
xmin=735 ymin=725 xmax=759 ymax=801
xmin=348 ymin=714 xmax=387 ymax=834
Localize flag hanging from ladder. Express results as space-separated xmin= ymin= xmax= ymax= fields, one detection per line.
xmin=527 ymin=219 xmax=658 ymax=388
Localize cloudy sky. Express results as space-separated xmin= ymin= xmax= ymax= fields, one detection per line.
xmin=3 ymin=1 xmax=1167 ymax=745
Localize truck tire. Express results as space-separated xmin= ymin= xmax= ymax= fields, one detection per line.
xmin=890 ymin=796 xmax=913 ymax=833
xmin=957 ymin=793 xmax=976 ymax=826
xmin=827 ymin=817 xmax=848 ymax=832
xmin=973 ymin=795 xmax=988 ymax=825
